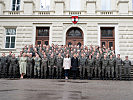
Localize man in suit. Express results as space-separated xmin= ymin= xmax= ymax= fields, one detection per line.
xmin=71 ymin=53 xmax=79 ymax=79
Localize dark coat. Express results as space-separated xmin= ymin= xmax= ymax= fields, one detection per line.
xmin=71 ymin=57 xmax=79 ymax=70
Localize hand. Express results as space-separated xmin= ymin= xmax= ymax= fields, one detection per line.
xmin=48 ymin=66 xmax=50 ymax=68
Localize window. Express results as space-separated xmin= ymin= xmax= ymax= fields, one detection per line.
xmin=101 ymin=0 xmax=111 ymax=10
xmin=101 ymin=27 xmax=114 ymax=37
xmin=67 ymin=28 xmax=82 ymax=37
xmin=5 ymin=28 xmax=16 ymax=48
xmin=12 ymin=0 xmax=20 ymax=11
xmin=40 ymin=0 xmax=50 ymax=11
xmin=70 ymin=0 xmax=81 ymax=11
xmin=37 ymin=27 xmax=49 ymax=36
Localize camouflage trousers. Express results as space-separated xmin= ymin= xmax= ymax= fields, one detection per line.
xmin=111 ymin=66 xmax=115 ymax=78
xmin=124 ymin=67 xmax=131 ymax=78
xmin=34 ymin=64 xmax=40 ymax=77
xmin=27 ymin=63 xmax=33 ymax=78
xmin=9 ymin=64 xmax=17 ymax=77
xmin=94 ymin=66 xmax=101 ymax=78
xmin=79 ymin=65 xmax=86 ymax=78
xmin=49 ymin=66 xmax=54 ymax=78
xmin=56 ymin=66 xmax=62 ymax=78
xmin=105 ymin=67 xmax=111 ymax=78
xmin=115 ymin=65 xmax=122 ymax=79
xmin=0 ymin=64 xmax=7 ymax=77
xmin=41 ymin=65 xmax=47 ymax=78
xmin=87 ymin=66 xmax=93 ymax=78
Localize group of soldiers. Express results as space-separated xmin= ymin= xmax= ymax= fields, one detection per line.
xmin=0 ymin=44 xmax=132 ymax=80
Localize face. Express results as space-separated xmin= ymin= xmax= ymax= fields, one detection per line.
xmin=2 ymin=53 xmax=5 ymax=57
xmin=104 ymin=55 xmax=106 ymax=59
xmin=58 ymin=53 xmax=61 ymax=57
xmin=117 ymin=54 xmax=120 ymax=58
xmin=110 ymin=55 xmax=112 ymax=59
xmin=44 ymin=54 xmax=46 ymax=58
xmin=66 ymin=54 xmax=69 ymax=58
xmin=74 ymin=54 xmax=77 ymax=57
xmin=29 ymin=54 xmax=32 ymax=58
xmin=89 ymin=55 xmax=91 ymax=59
xmin=126 ymin=57 xmax=128 ymax=60
xmin=12 ymin=54 xmax=15 ymax=58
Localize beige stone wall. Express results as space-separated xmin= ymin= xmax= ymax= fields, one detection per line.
xmin=119 ymin=22 xmax=133 ymax=60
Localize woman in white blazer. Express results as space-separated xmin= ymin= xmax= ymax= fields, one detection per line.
xmin=63 ymin=54 xmax=71 ymax=80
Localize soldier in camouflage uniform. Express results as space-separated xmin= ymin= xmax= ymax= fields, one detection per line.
xmin=41 ymin=54 xmax=48 ymax=79
xmin=48 ymin=53 xmax=56 ymax=79
xmin=102 ymin=54 xmax=108 ymax=80
xmin=0 ymin=53 xmax=8 ymax=78
xmin=56 ymin=53 xmax=63 ymax=79
xmin=27 ymin=53 xmax=34 ymax=78
xmin=7 ymin=51 xmax=12 ymax=77
xmin=115 ymin=54 xmax=123 ymax=80
xmin=94 ymin=55 xmax=101 ymax=78
xmin=108 ymin=55 xmax=115 ymax=79
xmin=34 ymin=53 xmax=41 ymax=78
xmin=86 ymin=55 xmax=94 ymax=79
xmin=9 ymin=54 xmax=18 ymax=78
xmin=79 ymin=53 xmax=87 ymax=79
xmin=123 ymin=56 xmax=131 ymax=80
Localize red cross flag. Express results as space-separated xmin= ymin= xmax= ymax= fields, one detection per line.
xmin=72 ymin=15 xmax=78 ymax=24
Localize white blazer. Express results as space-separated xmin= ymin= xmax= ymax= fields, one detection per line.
xmin=63 ymin=58 xmax=71 ymax=69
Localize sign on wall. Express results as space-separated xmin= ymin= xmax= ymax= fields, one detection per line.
xmin=72 ymin=15 xmax=78 ymax=24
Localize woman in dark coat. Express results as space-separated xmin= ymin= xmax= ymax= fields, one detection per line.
xmin=71 ymin=54 xmax=79 ymax=79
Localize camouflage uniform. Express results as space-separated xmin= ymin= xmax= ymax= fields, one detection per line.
xmin=27 ymin=57 xmax=34 ymax=78
xmin=41 ymin=57 xmax=48 ymax=78
xmin=123 ymin=60 xmax=131 ymax=80
xmin=34 ymin=57 xmax=41 ymax=78
xmin=115 ymin=58 xmax=123 ymax=80
xmin=0 ymin=56 xmax=8 ymax=78
xmin=56 ymin=56 xmax=63 ymax=79
xmin=48 ymin=57 xmax=56 ymax=78
xmin=94 ymin=57 xmax=101 ymax=78
xmin=86 ymin=58 xmax=94 ymax=79
xmin=108 ymin=58 xmax=115 ymax=79
xmin=9 ymin=57 xmax=18 ymax=78
xmin=102 ymin=58 xmax=108 ymax=79
xmin=79 ymin=57 xmax=87 ymax=79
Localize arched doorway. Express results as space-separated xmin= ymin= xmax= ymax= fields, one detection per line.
xmin=66 ymin=27 xmax=83 ymax=46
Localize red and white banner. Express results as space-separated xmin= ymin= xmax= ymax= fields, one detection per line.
xmin=72 ymin=15 xmax=78 ymax=24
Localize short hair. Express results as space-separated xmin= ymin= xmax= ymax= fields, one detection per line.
xmin=117 ymin=54 xmax=120 ymax=56
xmin=125 ymin=56 xmax=128 ymax=58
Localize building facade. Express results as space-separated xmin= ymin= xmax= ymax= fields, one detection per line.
xmin=0 ymin=0 xmax=133 ymax=60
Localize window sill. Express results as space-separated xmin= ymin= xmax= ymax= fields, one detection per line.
xmin=0 ymin=48 xmax=16 ymax=51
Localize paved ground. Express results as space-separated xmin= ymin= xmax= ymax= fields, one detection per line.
xmin=0 ymin=79 xmax=133 ymax=100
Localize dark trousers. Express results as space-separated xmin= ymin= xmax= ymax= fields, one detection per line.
xmin=124 ymin=67 xmax=131 ymax=79
xmin=41 ymin=65 xmax=47 ymax=78
xmin=27 ymin=64 xmax=33 ymax=78
xmin=71 ymin=70 xmax=77 ymax=79
xmin=56 ymin=67 xmax=62 ymax=78
xmin=0 ymin=64 xmax=7 ymax=78
xmin=9 ymin=64 xmax=16 ymax=78
xmin=64 ymin=69 xmax=69 ymax=77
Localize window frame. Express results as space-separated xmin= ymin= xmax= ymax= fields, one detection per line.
xmin=11 ymin=0 xmax=21 ymax=11
xmin=70 ymin=0 xmax=81 ymax=11
xmin=4 ymin=28 xmax=16 ymax=49
xmin=101 ymin=0 xmax=111 ymax=11
xmin=40 ymin=0 xmax=50 ymax=11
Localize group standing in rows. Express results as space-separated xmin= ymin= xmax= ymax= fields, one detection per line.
xmin=0 ymin=44 xmax=132 ymax=80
